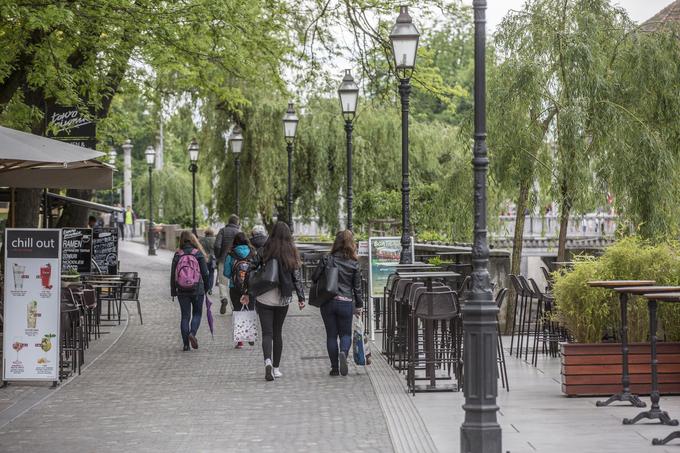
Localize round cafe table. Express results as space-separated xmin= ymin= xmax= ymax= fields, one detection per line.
xmin=622 ymin=291 xmax=680 ymax=428
xmin=587 ymin=280 xmax=655 ymax=407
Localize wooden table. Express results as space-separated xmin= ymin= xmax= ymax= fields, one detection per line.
xmin=588 ymin=280 xmax=656 ymax=407
xmin=622 ymin=291 xmax=680 ymax=429
xmin=397 ymin=271 xmax=460 ymax=392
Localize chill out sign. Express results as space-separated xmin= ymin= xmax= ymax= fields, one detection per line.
xmin=3 ymin=229 xmax=61 ymax=382
xmin=7 ymin=230 xmax=60 ymax=259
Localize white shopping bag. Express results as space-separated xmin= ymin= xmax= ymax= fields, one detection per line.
xmin=233 ymin=307 xmax=258 ymax=343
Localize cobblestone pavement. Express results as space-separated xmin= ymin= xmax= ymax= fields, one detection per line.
xmin=0 ymin=241 xmax=394 ymax=453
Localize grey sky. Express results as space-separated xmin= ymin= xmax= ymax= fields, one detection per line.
xmin=462 ymin=0 xmax=671 ymax=30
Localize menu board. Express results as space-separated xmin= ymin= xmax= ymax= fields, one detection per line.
xmin=368 ymin=236 xmax=414 ymax=298
xmin=3 ymin=229 xmax=61 ymax=382
xmin=92 ymin=228 xmax=118 ymax=274
xmin=61 ymin=228 xmax=92 ymax=274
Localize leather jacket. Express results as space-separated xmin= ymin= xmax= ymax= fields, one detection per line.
xmin=319 ymin=253 xmax=363 ymax=308
xmin=251 ymin=251 xmax=305 ymax=301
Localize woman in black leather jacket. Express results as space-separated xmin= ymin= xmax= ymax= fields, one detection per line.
xmin=247 ymin=221 xmax=305 ymax=381
xmin=321 ymin=230 xmax=363 ymax=376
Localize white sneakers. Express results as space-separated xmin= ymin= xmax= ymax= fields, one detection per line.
xmin=264 ymin=359 xmax=283 ymax=380
xmin=265 ymin=359 xmax=274 ymax=381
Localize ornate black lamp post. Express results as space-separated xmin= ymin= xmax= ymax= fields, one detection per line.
xmin=188 ymin=138 xmax=199 ymax=235
xmin=282 ymin=102 xmax=298 ymax=230
xmin=145 ymin=146 xmax=156 ymax=256
xmin=389 ymin=5 xmax=419 ymax=264
xmin=338 ymin=69 xmax=359 ymax=231
xmin=460 ymin=1 xmax=501 ymax=452
xmin=229 ymin=125 xmax=244 ymax=218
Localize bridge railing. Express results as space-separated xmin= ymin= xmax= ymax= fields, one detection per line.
xmin=494 ymin=214 xmax=618 ymax=239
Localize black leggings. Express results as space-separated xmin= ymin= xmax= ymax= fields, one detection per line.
xmin=256 ymin=302 xmax=289 ymax=367
xmin=230 ymin=288 xmax=254 ymax=312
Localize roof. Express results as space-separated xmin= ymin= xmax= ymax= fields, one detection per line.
xmin=641 ymin=0 xmax=680 ymax=32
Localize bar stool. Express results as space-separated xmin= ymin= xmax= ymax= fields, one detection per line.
xmin=496 ymin=288 xmax=509 ymax=391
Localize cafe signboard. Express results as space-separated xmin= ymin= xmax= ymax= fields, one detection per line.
xmin=3 ymin=229 xmax=61 ymax=383
xmin=61 ymin=228 xmax=93 ymax=274
xmin=368 ymin=236 xmax=414 ymax=298
xmin=92 ymin=228 xmax=118 ymax=274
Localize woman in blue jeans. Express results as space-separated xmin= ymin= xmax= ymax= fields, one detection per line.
xmin=170 ymin=231 xmax=210 ymax=351
xmin=319 ymin=230 xmax=363 ymax=376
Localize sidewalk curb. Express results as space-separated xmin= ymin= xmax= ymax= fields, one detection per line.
xmin=366 ymin=346 xmax=439 ymax=453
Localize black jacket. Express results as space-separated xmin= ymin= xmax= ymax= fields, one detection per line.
xmin=214 ymin=222 xmax=240 ymax=261
xmin=251 ymin=251 xmax=305 ymax=301
xmin=317 ymin=253 xmax=364 ymax=308
xmin=170 ymin=244 xmax=210 ymax=297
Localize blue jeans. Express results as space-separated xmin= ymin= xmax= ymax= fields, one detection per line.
xmin=178 ymin=295 xmax=203 ymax=346
xmin=320 ymin=299 xmax=354 ymax=370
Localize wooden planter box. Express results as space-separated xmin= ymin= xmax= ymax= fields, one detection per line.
xmin=561 ymin=342 xmax=680 ymax=396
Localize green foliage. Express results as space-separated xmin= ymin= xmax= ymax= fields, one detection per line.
xmin=553 ymin=238 xmax=680 ymax=343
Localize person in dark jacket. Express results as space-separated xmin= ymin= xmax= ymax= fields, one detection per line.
xmin=214 ymin=214 xmax=241 ymax=314
xmin=224 ymin=232 xmax=255 ymax=348
xmin=171 ymin=231 xmax=210 ymax=351
xmin=250 ymin=224 xmax=268 ymax=250
xmin=199 ymin=228 xmax=217 ymax=294
xmin=246 ymin=221 xmax=305 ymax=381
xmin=318 ymin=230 xmax=363 ymax=376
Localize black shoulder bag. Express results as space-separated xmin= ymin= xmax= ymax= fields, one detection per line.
xmin=249 ymin=257 xmax=279 ymax=296
xmin=309 ymin=255 xmax=339 ymax=308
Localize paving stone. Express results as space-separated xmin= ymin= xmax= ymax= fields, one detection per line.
xmin=0 ymin=241 xmax=394 ymax=453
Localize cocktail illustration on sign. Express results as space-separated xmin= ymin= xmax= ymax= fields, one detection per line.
xmin=12 ymin=263 xmax=26 ymax=290
xmin=27 ymin=300 xmax=39 ymax=329
xmin=12 ymin=338 xmax=27 ymax=362
xmin=40 ymin=263 xmax=52 ymax=289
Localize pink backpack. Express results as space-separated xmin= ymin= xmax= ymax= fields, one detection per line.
xmin=175 ymin=249 xmax=201 ymax=291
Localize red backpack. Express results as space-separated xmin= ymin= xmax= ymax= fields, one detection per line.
xmin=175 ymin=249 xmax=201 ymax=291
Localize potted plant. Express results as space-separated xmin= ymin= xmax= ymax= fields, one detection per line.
xmin=62 ymin=268 xmax=81 ymax=282
xmin=553 ymin=238 xmax=680 ymax=397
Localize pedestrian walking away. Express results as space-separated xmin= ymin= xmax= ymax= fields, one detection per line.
xmin=114 ymin=203 xmax=125 ymax=239
xmin=170 ymin=231 xmax=210 ymax=351
xmin=199 ymin=228 xmax=217 ymax=294
xmin=223 ymin=232 xmax=256 ymax=348
xmin=125 ymin=205 xmax=136 ymax=239
xmin=315 ymin=230 xmax=363 ymax=376
xmin=214 ymin=214 xmax=241 ymax=314
xmin=250 ymin=224 xmax=268 ymax=250
xmin=247 ymin=221 xmax=305 ymax=381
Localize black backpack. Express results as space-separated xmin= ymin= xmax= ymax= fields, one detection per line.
xmin=231 ymin=256 xmax=252 ymax=294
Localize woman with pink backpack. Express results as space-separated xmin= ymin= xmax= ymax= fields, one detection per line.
xmin=171 ymin=231 xmax=210 ymax=351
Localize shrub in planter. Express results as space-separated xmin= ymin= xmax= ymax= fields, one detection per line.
xmin=552 ymin=237 xmax=680 ymax=344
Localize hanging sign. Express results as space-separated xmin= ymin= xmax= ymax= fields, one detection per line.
xmin=368 ymin=236 xmax=414 ymax=298
xmin=61 ymin=228 xmax=93 ymax=274
xmin=92 ymin=228 xmax=118 ymax=274
xmin=3 ymin=229 xmax=61 ymax=382
xmin=45 ymin=106 xmax=97 ymax=149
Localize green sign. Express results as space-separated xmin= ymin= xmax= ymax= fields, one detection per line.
xmin=368 ymin=236 xmax=413 ymax=298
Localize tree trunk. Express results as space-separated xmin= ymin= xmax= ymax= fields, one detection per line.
xmin=56 ymin=189 xmax=94 ymax=227
xmin=504 ymin=178 xmax=530 ymax=333
xmin=10 ymin=189 xmax=42 ymax=227
xmin=557 ymin=191 xmax=571 ymax=262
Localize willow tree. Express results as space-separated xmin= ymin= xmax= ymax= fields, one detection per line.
xmin=492 ymin=0 xmax=636 ymax=261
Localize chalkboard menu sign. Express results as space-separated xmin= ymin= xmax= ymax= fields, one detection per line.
xmin=61 ymin=228 xmax=92 ymax=274
xmin=92 ymin=228 xmax=118 ymax=274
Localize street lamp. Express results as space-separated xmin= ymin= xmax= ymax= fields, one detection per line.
xmin=338 ymin=69 xmax=359 ymax=231
xmin=460 ymin=1 xmax=501 ymax=452
xmin=389 ymin=5 xmax=419 ymax=264
xmin=282 ymin=102 xmax=298 ymax=230
xmin=188 ymin=138 xmax=199 ymax=235
xmin=229 ymin=125 xmax=244 ymax=218
xmin=145 ymin=145 xmax=156 ymax=256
